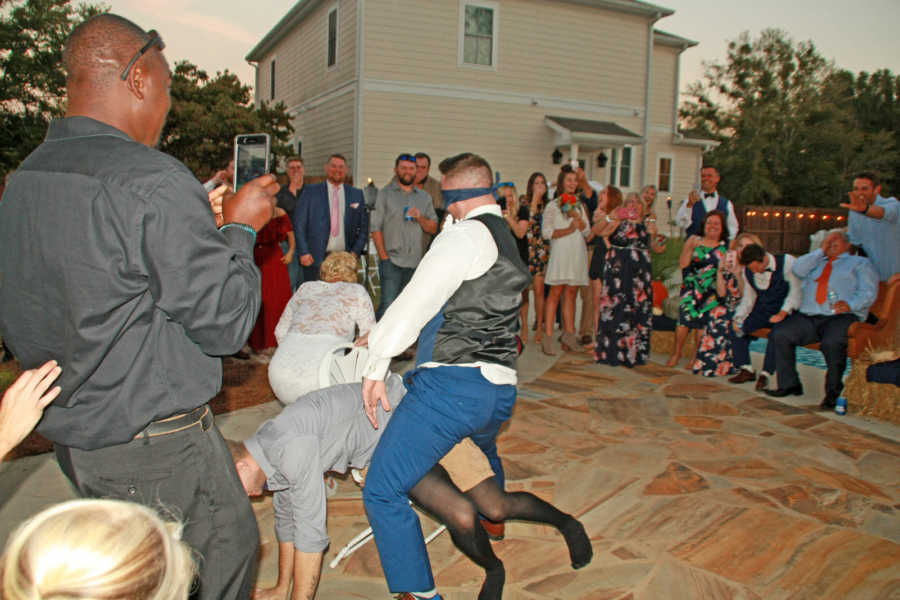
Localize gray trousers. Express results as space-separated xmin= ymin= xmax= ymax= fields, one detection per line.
xmin=56 ymin=414 xmax=259 ymax=600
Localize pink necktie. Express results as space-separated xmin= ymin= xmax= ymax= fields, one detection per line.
xmin=330 ymin=185 xmax=340 ymax=237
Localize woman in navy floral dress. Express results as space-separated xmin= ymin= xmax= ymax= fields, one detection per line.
xmin=594 ymin=194 xmax=665 ymax=367
xmin=692 ymin=259 xmax=742 ymax=376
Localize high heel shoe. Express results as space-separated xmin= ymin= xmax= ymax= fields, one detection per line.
xmin=540 ymin=334 xmax=556 ymax=355
xmin=559 ymin=331 xmax=579 ymax=352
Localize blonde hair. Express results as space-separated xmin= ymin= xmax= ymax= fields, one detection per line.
xmin=1 ymin=499 xmax=195 ymax=600
xmin=732 ymin=231 xmax=763 ymax=251
xmin=319 ymin=251 xmax=358 ymax=283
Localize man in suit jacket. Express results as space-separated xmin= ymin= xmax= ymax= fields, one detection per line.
xmin=294 ymin=154 xmax=369 ymax=281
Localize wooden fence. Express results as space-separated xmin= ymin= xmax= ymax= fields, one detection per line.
xmin=738 ymin=205 xmax=848 ymax=255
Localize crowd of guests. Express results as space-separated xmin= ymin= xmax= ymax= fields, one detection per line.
xmin=1 ymin=13 xmax=899 ymax=600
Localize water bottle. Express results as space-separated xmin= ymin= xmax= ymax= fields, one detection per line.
xmin=835 ymin=396 xmax=847 ymax=415
xmin=827 ymin=290 xmax=839 ymax=314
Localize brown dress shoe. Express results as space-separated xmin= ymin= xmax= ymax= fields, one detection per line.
xmin=755 ymin=374 xmax=769 ymax=391
xmin=728 ymin=370 xmax=756 ymax=384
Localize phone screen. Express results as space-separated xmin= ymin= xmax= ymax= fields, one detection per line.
xmin=234 ymin=133 xmax=270 ymax=192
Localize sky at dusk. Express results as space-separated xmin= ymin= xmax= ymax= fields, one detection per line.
xmin=105 ymin=0 xmax=900 ymax=98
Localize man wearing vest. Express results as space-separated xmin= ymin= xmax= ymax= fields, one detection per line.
xmin=767 ymin=231 xmax=878 ymax=408
xmin=727 ymin=243 xmax=802 ymax=390
xmin=360 ymin=153 xmax=536 ymax=600
xmin=676 ymin=165 xmax=739 ymax=240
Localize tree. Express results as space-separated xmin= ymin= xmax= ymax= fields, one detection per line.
xmin=0 ymin=0 xmax=104 ymax=173
xmin=680 ymin=29 xmax=898 ymax=207
xmin=159 ymin=61 xmax=294 ymax=179
xmin=1 ymin=0 xmax=294 ymax=180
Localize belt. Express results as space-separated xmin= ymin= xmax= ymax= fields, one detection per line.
xmin=134 ymin=405 xmax=211 ymax=440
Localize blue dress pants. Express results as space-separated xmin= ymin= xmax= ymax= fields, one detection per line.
xmin=770 ymin=312 xmax=858 ymax=398
xmin=731 ymin=305 xmax=778 ymax=374
xmin=363 ymin=366 xmax=516 ymax=593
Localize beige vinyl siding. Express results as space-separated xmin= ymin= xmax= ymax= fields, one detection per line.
xmin=649 ymin=45 xmax=678 ymax=127
xmin=255 ymin=0 xmax=357 ymax=109
xmin=363 ymin=0 xmax=648 ymax=110
xmin=292 ymin=90 xmax=356 ymax=177
xmin=358 ymin=90 xmax=644 ymax=192
xmin=644 ymin=133 xmax=703 ymax=226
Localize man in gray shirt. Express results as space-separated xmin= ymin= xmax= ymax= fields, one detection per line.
xmin=0 ymin=14 xmax=276 ymax=600
xmin=231 ymin=374 xmax=591 ymax=600
xmin=372 ymin=153 xmax=438 ymax=318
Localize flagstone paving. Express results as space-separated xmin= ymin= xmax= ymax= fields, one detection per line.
xmin=289 ymin=353 xmax=900 ymax=599
xmin=2 ymin=349 xmax=899 ymax=599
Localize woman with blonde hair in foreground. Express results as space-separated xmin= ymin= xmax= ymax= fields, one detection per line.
xmin=1 ymin=499 xmax=195 ymax=599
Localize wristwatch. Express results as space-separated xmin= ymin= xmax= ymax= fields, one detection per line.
xmin=862 ymin=204 xmax=871 ymax=215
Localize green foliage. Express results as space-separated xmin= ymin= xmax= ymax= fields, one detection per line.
xmin=0 ymin=0 xmax=294 ymax=180
xmin=680 ymin=29 xmax=899 ymax=207
xmin=0 ymin=0 xmax=104 ymax=173
xmin=159 ymin=61 xmax=294 ymax=179
xmin=651 ymin=236 xmax=684 ymax=281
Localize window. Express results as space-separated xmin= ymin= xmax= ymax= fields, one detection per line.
xmin=620 ymin=147 xmax=632 ymax=188
xmin=459 ymin=1 xmax=498 ymax=68
xmin=327 ymin=7 xmax=338 ymax=68
xmin=609 ymin=147 xmax=633 ymax=188
xmin=269 ymin=59 xmax=275 ymax=101
xmin=658 ymin=157 xmax=673 ymax=192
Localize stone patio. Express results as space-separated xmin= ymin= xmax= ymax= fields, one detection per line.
xmin=255 ymin=353 xmax=900 ymax=599
xmin=2 ymin=348 xmax=899 ymax=599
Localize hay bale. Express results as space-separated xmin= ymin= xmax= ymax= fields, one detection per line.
xmin=844 ymin=348 xmax=900 ymax=425
xmin=650 ymin=329 xmax=698 ymax=358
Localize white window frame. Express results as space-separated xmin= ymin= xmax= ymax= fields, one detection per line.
xmin=657 ymin=154 xmax=674 ymax=193
xmin=458 ymin=0 xmax=499 ymax=70
xmin=327 ymin=4 xmax=339 ymax=70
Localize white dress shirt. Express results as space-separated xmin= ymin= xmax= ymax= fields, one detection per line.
xmin=675 ymin=191 xmax=739 ymax=240
xmin=325 ymin=181 xmax=346 ymax=253
xmin=734 ymin=253 xmax=802 ymax=323
xmin=363 ymin=204 xmax=517 ymax=386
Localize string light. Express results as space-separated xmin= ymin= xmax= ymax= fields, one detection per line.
xmin=798 ymin=213 xmax=805 ymax=219
xmin=823 ymin=215 xmax=831 ymax=220
xmin=763 ymin=211 xmax=769 ymax=217
xmin=785 ymin=212 xmax=792 ymax=217
xmin=774 ymin=212 xmax=781 ymax=217
xmin=836 ymin=215 xmax=844 ymax=221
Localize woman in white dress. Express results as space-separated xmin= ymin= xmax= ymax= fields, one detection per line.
xmin=541 ymin=165 xmax=590 ymax=355
xmin=268 ymin=252 xmax=375 ymax=404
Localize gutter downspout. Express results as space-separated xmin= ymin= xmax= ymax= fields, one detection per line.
xmin=353 ymin=0 xmax=365 ymax=185
xmin=247 ymin=61 xmax=259 ymax=108
xmin=640 ymin=12 xmax=662 ymax=188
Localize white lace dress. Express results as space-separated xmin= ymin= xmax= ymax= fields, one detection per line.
xmin=268 ymin=281 xmax=376 ymax=404
xmin=542 ymin=199 xmax=590 ymax=286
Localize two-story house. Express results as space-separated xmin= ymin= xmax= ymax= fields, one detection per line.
xmin=246 ymin=0 xmax=716 ymax=224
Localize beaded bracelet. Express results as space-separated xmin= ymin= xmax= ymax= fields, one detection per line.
xmin=219 ymin=223 xmax=257 ymax=244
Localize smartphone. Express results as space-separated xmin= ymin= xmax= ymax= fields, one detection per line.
xmin=726 ymin=250 xmax=737 ymax=269
xmin=233 ymin=133 xmax=270 ymax=192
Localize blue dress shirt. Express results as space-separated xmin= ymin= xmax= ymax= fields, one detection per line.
xmin=848 ymin=195 xmax=900 ymax=282
xmin=792 ymin=249 xmax=879 ymax=320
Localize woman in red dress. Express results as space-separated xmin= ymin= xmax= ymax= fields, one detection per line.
xmin=248 ymin=207 xmax=294 ymax=352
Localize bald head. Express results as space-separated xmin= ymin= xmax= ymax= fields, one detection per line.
xmin=64 ymin=14 xmax=150 ymax=91
xmin=63 ymin=14 xmax=171 ymax=147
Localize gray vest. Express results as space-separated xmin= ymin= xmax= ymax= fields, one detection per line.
xmin=416 ymin=213 xmax=531 ymax=368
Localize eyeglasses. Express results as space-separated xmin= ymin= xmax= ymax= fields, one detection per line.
xmin=120 ymin=30 xmax=165 ymax=81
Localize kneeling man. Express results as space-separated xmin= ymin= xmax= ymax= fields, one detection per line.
xmin=230 ymin=375 xmax=591 ymax=600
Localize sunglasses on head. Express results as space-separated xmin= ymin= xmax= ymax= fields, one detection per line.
xmin=397 ymin=154 xmax=417 ymax=163
xmin=120 ymin=30 xmax=165 ymax=81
